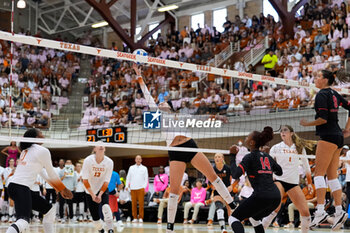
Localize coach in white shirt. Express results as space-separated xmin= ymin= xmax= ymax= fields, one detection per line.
xmin=125 ymin=155 xmax=148 ymax=223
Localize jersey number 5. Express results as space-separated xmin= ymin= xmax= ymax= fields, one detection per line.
xmin=94 ymin=172 xmax=101 ymax=177
xmin=260 ymin=157 xmax=271 ymax=170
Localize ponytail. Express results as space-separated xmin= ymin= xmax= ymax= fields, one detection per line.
xmin=321 ymin=68 xmax=350 ymax=86
xmin=284 ymin=125 xmax=317 ymax=154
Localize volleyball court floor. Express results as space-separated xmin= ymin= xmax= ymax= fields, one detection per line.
xmin=0 ymin=222 xmax=348 ymax=233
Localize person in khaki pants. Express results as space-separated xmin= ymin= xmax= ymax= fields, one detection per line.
xmin=126 ymin=155 xmax=148 ymax=223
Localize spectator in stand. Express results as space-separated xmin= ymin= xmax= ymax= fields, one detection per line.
xmin=284 ymin=64 xmax=299 ymax=80
xmin=58 ymin=160 xmax=76 ymax=223
xmin=154 ymin=166 xmax=168 ymax=196
xmin=125 ymin=155 xmax=148 ymax=223
xmin=183 ymin=179 xmax=207 ymax=224
xmin=118 ymin=182 xmax=132 ymax=223
xmin=314 ymin=29 xmax=327 ymax=54
xmin=261 ymin=49 xmax=278 ymax=77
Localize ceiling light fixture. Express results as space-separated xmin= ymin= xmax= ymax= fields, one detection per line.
xmin=17 ymin=0 xmax=26 ymax=9
xmin=92 ymin=21 xmax=109 ymax=28
xmin=158 ymin=4 xmax=178 ymax=12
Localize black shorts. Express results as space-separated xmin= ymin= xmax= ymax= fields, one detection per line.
xmin=73 ymin=192 xmax=85 ymax=203
xmin=232 ymin=191 xmax=281 ymax=221
xmin=8 ymin=183 xmax=52 ymax=222
xmin=276 ymin=180 xmax=298 ymax=192
xmin=86 ymin=191 xmax=109 ymax=221
xmin=168 ymin=139 xmax=198 ymax=163
xmin=320 ymin=135 xmax=344 ymax=149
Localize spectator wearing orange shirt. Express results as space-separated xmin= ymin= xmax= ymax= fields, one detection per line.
xmin=22 ymin=97 xmax=34 ymax=111
xmin=21 ymin=83 xmax=32 ymax=98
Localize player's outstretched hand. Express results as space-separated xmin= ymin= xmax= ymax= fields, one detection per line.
xmin=132 ymin=63 xmax=141 ymax=76
xmin=61 ymin=188 xmax=73 ymax=199
xmin=230 ymin=145 xmax=239 ymax=155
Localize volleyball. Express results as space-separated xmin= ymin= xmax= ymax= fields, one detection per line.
xmin=133 ymin=48 xmax=148 ymax=64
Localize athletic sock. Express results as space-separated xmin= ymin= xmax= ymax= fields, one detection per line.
xmin=316 ymin=204 xmax=325 ymax=214
xmin=335 ymin=205 xmax=343 ymax=215
xmin=262 ymin=211 xmax=277 ymax=228
xmin=301 ymin=216 xmax=311 ymax=233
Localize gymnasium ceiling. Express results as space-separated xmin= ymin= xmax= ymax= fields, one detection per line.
xmin=21 ymin=0 xmax=232 ymax=38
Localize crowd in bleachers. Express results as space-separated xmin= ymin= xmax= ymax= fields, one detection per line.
xmin=80 ymin=0 xmax=350 ymax=129
xmin=0 ymin=30 xmax=80 ymax=129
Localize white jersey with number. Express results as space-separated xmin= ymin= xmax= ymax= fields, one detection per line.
xmin=82 ymin=154 xmax=113 ymax=195
xmin=75 ymin=171 xmax=85 ymax=193
xmin=270 ymin=142 xmax=310 ymax=185
xmin=9 ymin=144 xmax=64 ymax=191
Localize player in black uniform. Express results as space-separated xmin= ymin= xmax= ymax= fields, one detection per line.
xmin=212 ymin=153 xmax=232 ymax=233
xmin=229 ymin=127 xmax=283 ymax=233
xmin=300 ymin=69 xmax=350 ymax=230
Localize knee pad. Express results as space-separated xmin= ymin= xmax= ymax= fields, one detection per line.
xmin=11 ymin=219 xmax=29 ymax=233
xmin=216 ymin=208 xmax=225 ymax=221
xmin=249 ymin=217 xmax=262 ymax=227
xmin=328 ymin=179 xmax=341 ymax=192
xmin=93 ymin=220 xmax=103 ymax=231
xmin=314 ymin=176 xmax=326 ymax=189
xmin=102 ymin=204 xmax=113 ymax=222
xmin=43 ymin=205 xmax=56 ymax=224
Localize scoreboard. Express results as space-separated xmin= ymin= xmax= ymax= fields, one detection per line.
xmin=86 ymin=127 xmax=127 ymax=143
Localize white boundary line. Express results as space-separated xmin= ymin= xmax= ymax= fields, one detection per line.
xmin=1 ymin=31 xmax=350 ymax=95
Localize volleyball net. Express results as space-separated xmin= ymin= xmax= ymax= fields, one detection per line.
xmin=0 ymin=31 xmax=349 ymax=159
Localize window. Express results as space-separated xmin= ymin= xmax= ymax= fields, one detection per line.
xmin=263 ymin=0 xmax=279 ymax=22
xmin=191 ymin=13 xmax=204 ymax=31
xmin=149 ymin=23 xmax=161 ymax=39
xmin=136 ymin=26 xmax=142 ymax=40
xmin=213 ymin=8 xmax=227 ymax=33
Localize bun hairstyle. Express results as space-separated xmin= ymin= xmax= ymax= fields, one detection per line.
xmin=252 ymin=126 xmax=274 ymax=149
xmin=321 ymin=69 xmax=350 ymax=86
xmin=20 ymin=128 xmax=40 ymax=151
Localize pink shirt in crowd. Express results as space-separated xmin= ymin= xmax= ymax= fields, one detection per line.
xmin=190 ymin=187 xmax=206 ymax=204
xmin=153 ymin=173 xmax=169 ymax=192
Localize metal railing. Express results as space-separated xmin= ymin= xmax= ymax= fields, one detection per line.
xmin=243 ymin=37 xmax=269 ymax=67
xmin=207 ymin=42 xmax=240 ymax=67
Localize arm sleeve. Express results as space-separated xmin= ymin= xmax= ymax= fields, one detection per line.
xmin=41 ymin=150 xmax=65 ymax=192
xmin=104 ymin=160 xmax=114 ymax=184
xmin=137 ymin=76 xmax=158 ymax=111
xmin=315 ymin=93 xmax=329 ymax=120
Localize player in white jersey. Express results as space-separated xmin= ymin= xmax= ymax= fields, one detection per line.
xmin=3 ymin=158 xmax=16 ymax=222
xmin=262 ymin=125 xmax=315 ymax=233
xmin=5 ymin=128 xmax=72 ymax=233
xmin=73 ymin=162 xmax=86 ymax=222
xmin=82 ymin=146 xmax=114 ymax=233
xmin=133 ymin=64 xmax=236 ymax=233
